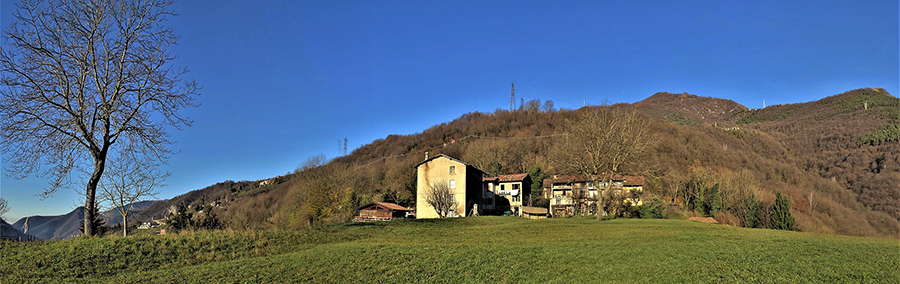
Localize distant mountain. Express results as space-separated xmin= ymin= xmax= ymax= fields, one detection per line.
xmin=102 ymin=200 xmax=159 ymax=227
xmin=1 ymin=218 xmax=35 ymax=241
xmin=12 ymin=207 xmax=85 ymax=240
xmin=9 ymin=180 xmax=261 ymax=240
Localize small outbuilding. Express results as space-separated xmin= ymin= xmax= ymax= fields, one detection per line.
xmin=354 ymin=202 xmax=411 ymax=222
xmin=521 ymin=206 xmax=550 ymax=219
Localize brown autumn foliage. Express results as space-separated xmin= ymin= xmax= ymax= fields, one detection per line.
xmin=185 ymin=89 xmax=898 ymax=238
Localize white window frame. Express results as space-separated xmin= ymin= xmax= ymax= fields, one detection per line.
xmin=449 ymin=179 xmax=456 ymax=189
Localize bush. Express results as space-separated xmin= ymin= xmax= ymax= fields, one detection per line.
xmin=639 ymin=198 xmax=666 ymax=219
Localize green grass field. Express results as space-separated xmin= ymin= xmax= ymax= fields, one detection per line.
xmin=2 ymin=217 xmax=898 ymax=283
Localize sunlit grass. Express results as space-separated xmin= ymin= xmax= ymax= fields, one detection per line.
xmin=2 ymin=217 xmax=897 ymax=283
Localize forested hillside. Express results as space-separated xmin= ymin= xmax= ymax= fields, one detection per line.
xmin=177 ymin=88 xmax=897 ymax=238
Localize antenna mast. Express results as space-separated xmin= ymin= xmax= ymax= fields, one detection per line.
xmin=510 ymin=82 xmax=515 ymax=111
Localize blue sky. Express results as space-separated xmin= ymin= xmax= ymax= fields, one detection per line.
xmin=2 ymin=0 xmax=897 ymax=221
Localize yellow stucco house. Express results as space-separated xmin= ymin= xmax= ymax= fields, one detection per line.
xmin=415 ymin=154 xmax=485 ymax=219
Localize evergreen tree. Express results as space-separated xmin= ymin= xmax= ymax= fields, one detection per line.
xmin=770 ymin=191 xmax=796 ymax=231
xmin=694 ymin=185 xmax=705 ymax=216
xmin=745 ymin=194 xmax=760 ymax=228
xmin=527 ymin=165 xmax=547 ymax=206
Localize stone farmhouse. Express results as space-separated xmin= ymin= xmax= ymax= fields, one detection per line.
xmin=542 ymin=175 xmax=645 ymax=217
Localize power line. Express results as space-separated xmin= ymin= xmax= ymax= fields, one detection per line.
xmin=357 ymin=133 xmax=567 ymax=167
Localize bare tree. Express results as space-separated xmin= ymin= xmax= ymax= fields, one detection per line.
xmin=0 ymin=0 xmax=198 ymax=236
xmin=296 ymin=154 xmax=328 ymax=173
xmin=0 ymin=198 xmax=9 ymax=220
xmin=555 ymin=107 xmax=655 ymax=220
xmin=808 ymin=191 xmax=817 ymax=212
xmin=98 ymin=153 xmax=165 ymax=237
xmin=541 ymin=100 xmax=556 ymax=113
xmin=424 ymin=180 xmax=458 ymax=218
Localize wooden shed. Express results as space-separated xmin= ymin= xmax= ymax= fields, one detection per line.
xmin=354 ymin=202 xmax=411 ymax=222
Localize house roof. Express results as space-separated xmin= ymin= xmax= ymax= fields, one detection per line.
xmin=624 ymin=176 xmax=645 ymax=186
xmin=483 ymin=173 xmax=529 ymax=182
xmin=414 ymin=154 xmax=467 ymax=168
xmin=356 ymin=201 xmax=410 ymax=211
xmin=543 ymin=174 xmax=648 ymax=187
xmin=545 ymin=174 xmax=624 ymax=184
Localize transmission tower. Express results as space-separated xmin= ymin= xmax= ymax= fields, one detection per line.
xmin=510 ymin=82 xmax=515 ymax=111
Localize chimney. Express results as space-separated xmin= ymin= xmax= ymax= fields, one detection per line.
xmin=425 ymin=152 xmax=429 ymax=160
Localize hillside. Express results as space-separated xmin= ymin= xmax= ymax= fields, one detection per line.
xmin=191 ymin=88 xmax=897 ymax=238
xmin=0 ymin=219 xmax=34 ymax=241
xmin=1 ymin=218 xmax=897 ymax=283
xmin=18 ymin=88 xmax=897 ymax=239
xmin=733 ymin=88 xmax=900 ymax=222
xmin=11 ymin=207 xmax=84 ymax=240
xmin=632 ymin=92 xmax=748 ymax=125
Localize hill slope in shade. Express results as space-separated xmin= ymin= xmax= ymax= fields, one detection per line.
xmin=0 ymin=219 xmax=34 ymax=241
xmin=12 ymin=207 xmax=84 ymax=240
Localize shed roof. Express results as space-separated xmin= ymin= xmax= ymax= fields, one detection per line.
xmin=357 ymin=202 xmax=410 ymax=211
xmin=522 ymin=206 xmax=549 ymax=215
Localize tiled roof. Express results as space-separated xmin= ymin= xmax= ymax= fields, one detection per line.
xmin=624 ymin=176 xmax=645 ymax=186
xmin=414 ymin=154 xmax=487 ymax=173
xmin=543 ymin=174 xmax=644 ymax=187
xmin=483 ymin=173 xmax=529 ymax=182
xmin=357 ymin=202 xmax=410 ymax=211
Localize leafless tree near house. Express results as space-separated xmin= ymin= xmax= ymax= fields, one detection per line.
xmin=425 ymin=180 xmax=458 ymax=218
xmin=0 ymin=0 xmax=199 ymax=236
xmin=0 ymin=198 xmax=9 ymax=220
xmin=98 ymin=153 xmax=166 ymax=237
xmin=554 ymin=106 xmax=655 ymax=220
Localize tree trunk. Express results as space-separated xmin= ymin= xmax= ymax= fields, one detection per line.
xmin=122 ymin=214 xmax=128 ymax=237
xmin=84 ymin=155 xmax=107 ymax=237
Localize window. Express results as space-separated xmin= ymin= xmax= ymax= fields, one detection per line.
xmin=449 ymin=165 xmax=456 ymax=174
xmin=449 ymin=179 xmax=456 ymax=189
xmin=513 ymin=184 xmax=520 ymax=190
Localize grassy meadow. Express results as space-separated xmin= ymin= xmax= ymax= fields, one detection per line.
xmin=2 ymin=217 xmax=898 ymax=283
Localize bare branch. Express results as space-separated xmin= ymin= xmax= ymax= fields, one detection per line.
xmin=1 ymin=0 xmax=197 ymax=236
xmin=424 ymin=180 xmax=458 ymax=218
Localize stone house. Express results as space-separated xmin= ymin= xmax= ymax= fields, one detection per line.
xmin=542 ymin=175 xmax=644 ymax=217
